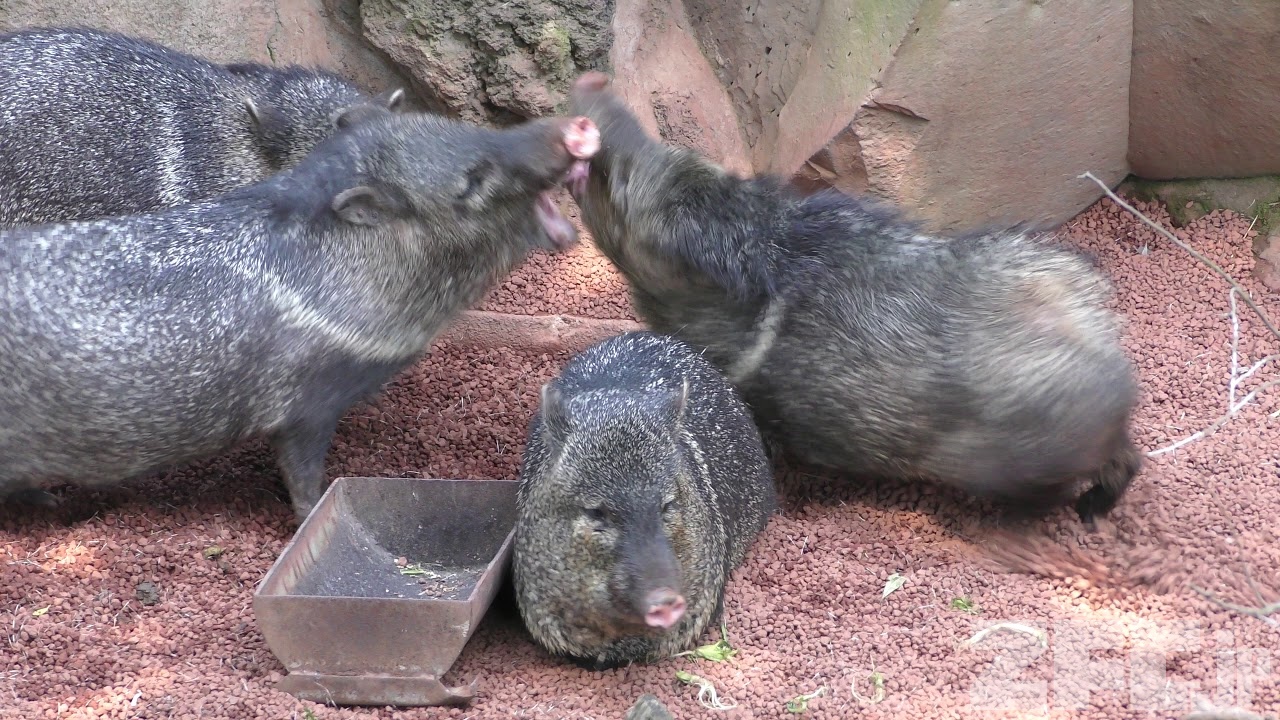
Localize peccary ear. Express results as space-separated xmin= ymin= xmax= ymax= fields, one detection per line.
xmin=330 ymin=89 xmax=405 ymax=130
xmin=244 ymin=97 xmax=279 ymax=132
xmin=245 ymin=97 xmax=261 ymax=125
xmin=379 ymin=87 xmax=406 ymax=111
xmin=540 ymin=383 xmax=572 ymax=447
xmin=332 ymin=186 xmax=399 ymax=226
xmin=664 ymin=378 xmax=689 ymax=430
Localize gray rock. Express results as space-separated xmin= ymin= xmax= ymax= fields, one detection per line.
xmin=360 ymin=0 xmax=614 ymax=124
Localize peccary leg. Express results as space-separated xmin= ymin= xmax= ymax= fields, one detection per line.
xmin=1075 ymin=434 xmax=1143 ymax=527
xmin=270 ymin=418 xmax=341 ymax=523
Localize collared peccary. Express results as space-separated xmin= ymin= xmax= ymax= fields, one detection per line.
xmin=512 ymin=331 xmax=776 ymax=670
xmin=565 ymin=71 xmax=1143 ymax=526
xmin=0 ymin=26 xmax=405 ymax=228
xmin=0 ymin=109 xmax=601 ymax=521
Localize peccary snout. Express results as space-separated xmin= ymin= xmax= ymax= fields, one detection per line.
xmin=643 ymin=589 xmax=687 ymax=629
xmin=450 ymin=114 xmax=599 ymax=253
xmin=526 ymin=117 xmax=599 ymax=251
xmin=612 ymin=508 xmax=687 ymax=629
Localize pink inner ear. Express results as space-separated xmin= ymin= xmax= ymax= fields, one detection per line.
xmin=564 ymin=117 xmax=601 ymax=160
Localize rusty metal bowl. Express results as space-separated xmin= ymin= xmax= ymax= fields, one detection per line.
xmin=252 ymin=476 xmax=518 ymax=707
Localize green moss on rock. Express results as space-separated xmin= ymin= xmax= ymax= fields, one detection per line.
xmin=535 ymin=21 xmax=574 ymax=81
xmin=1118 ymin=174 xmax=1280 ymax=233
xmin=361 ymin=0 xmax=614 ymax=123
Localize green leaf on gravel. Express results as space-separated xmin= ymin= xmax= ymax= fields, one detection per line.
xmin=202 ymin=546 xmax=224 ymax=560
xmin=675 ymin=670 xmax=737 ymax=710
xmin=32 ymin=606 xmax=49 ymax=617
xmin=851 ymin=671 xmax=887 ymax=705
xmin=785 ymin=686 xmax=826 ymax=713
xmin=882 ymin=572 xmax=907 ymax=598
xmin=674 ymin=619 xmax=737 ymax=662
xmin=950 ymin=597 xmax=979 ymax=614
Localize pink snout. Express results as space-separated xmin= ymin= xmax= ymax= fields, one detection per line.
xmin=643 ymin=588 xmax=687 ymax=629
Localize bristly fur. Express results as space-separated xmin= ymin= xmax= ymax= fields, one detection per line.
xmin=0 ymin=110 xmax=588 ymax=521
xmin=0 ymin=26 xmax=403 ymax=228
xmin=513 ymin=331 xmax=776 ymax=669
xmin=568 ymin=76 xmax=1142 ymax=525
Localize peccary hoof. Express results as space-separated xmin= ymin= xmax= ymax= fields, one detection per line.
xmin=625 ymin=694 xmax=675 ymax=720
xmin=1073 ymin=486 xmax=1111 ymax=530
xmin=5 ymin=487 xmax=62 ymax=508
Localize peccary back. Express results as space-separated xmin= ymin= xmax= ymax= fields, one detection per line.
xmin=512 ymin=331 xmax=776 ymax=669
xmin=565 ymin=72 xmax=1142 ymax=525
xmin=0 ymin=109 xmax=600 ymax=521
xmin=0 ymin=26 xmax=404 ymax=228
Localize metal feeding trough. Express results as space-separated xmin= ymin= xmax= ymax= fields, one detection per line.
xmin=253 ymin=476 xmax=518 ymax=707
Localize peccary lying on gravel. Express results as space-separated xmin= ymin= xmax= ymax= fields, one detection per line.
xmin=566 ymin=72 xmax=1142 ymax=525
xmin=0 ymin=110 xmax=601 ymax=521
xmin=0 ymin=26 xmax=404 ymax=228
xmin=512 ymin=331 xmax=776 ymax=670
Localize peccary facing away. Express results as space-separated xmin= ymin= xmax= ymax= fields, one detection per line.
xmin=0 ymin=110 xmax=601 ymax=521
xmin=512 ymin=331 xmax=776 ymax=670
xmin=566 ymin=72 xmax=1143 ymax=525
xmin=0 ymin=26 xmax=405 ymax=228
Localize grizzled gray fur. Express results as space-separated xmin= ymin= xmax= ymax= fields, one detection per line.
xmin=512 ymin=331 xmax=776 ymax=670
xmin=566 ymin=72 xmax=1142 ymax=526
xmin=0 ymin=26 xmax=405 ymax=228
xmin=0 ymin=109 xmax=600 ymax=521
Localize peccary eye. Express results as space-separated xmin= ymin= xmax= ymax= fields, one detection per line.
xmin=661 ymin=498 xmax=677 ymax=515
xmin=583 ymin=506 xmax=608 ymax=525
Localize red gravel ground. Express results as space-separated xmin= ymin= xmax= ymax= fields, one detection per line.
xmin=476 ymin=189 xmax=638 ymax=321
xmin=3 ymin=195 xmax=1279 ymax=720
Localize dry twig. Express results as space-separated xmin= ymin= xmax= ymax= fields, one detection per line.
xmin=1079 ymin=172 xmax=1280 ymax=343
xmin=1078 ymin=172 xmax=1280 ymax=457
xmin=1185 ymin=696 xmax=1278 ymax=720
xmin=1189 ymin=584 xmax=1280 ymax=627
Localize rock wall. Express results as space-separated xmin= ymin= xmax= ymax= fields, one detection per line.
xmin=3 ymin=0 xmax=1277 ymax=239
xmin=786 ymin=0 xmax=1133 ymax=234
xmin=359 ymin=0 xmax=615 ymax=124
xmin=1128 ymin=1 xmax=1280 ymax=180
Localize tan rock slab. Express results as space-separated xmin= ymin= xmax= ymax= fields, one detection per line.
xmin=795 ymin=0 xmax=1134 ymax=234
xmin=1129 ymin=1 xmax=1280 ymax=180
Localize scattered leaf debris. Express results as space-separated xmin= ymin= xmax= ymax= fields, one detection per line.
xmin=882 ymin=572 xmax=906 ymax=598
xmin=785 ymin=686 xmax=826 ymax=713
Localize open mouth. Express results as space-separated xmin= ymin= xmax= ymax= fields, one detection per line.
xmin=566 ymin=159 xmax=591 ymax=199
xmin=535 ymin=186 xmax=578 ymax=251
xmin=534 ymin=160 xmax=594 ymax=251
xmin=532 ymin=116 xmax=599 ymax=252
